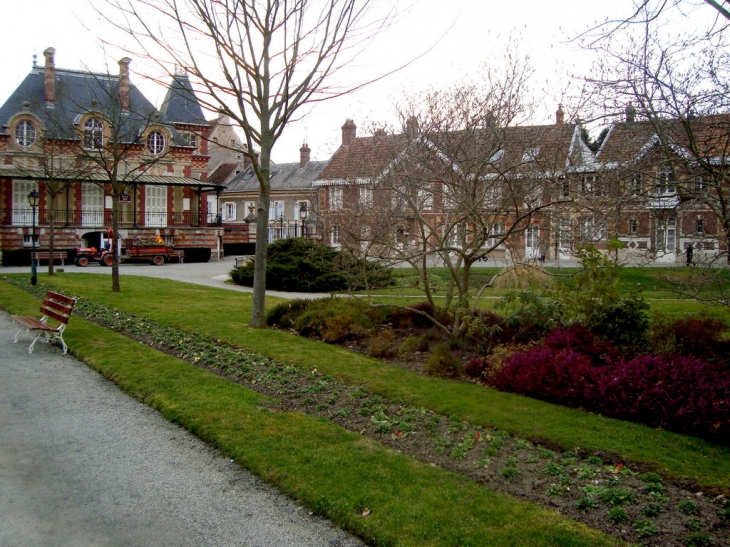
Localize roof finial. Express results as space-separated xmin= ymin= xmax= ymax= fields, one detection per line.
xmin=32 ymin=51 xmax=37 ymax=67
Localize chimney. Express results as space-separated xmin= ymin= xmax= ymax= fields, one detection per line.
xmin=626 ymin=102 xmax=636 ymax=123
xmin=341 ymin=118 xmax=356 ymax=146
xmin=556 ymin=104 xmax=564 ymax=126
xmin=299 ymin=142 xmax=311 ymax=168
xmin=119 ymin=57 xmax=132 ymax=111
xmin=405 ymin=116 xmax=419 ymax=138
xmin=43 ymin=47 xmax=56 ymax=104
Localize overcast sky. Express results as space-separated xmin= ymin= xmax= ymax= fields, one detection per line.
xmin=0 ymin=0 xmax=716 ymax=163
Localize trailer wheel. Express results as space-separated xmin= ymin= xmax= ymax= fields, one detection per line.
xmin=101 ymin=254 xmax=114 ymax=267
xmin=76 ymin=256 xmax=89 ymax=267
xmin=152 ymin=255 xmax=165 ymax=266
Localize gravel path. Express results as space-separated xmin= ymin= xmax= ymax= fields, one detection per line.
xmin=0 ymin=311 xmax=363 ymax=547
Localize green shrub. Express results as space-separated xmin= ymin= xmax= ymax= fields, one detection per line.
xmin=684 ymin=532 xmax=714 ymax=547
xmin=425 ymin=343 xmax=464 ymax=378
xmin=230 ymin=238 xmax=392 ymax=292
xmin=292 ymin=297 xmax=375 ymax=342
xmin=266 ymin=298 xmax=313 ymax=328
xmin=399 ymin=335 xmax=430 ymax=355
xmin=366 ymin=330 xmax=398 ymax=358
xmin=678 ymin=500 xmax=700 ymax=516
xmin=634 ymin=519 xmax=659 ymax=538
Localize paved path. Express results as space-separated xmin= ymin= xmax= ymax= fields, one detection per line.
xmin=0 ymin=312 xmax=364 ymax=547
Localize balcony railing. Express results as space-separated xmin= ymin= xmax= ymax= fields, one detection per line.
xmin=5 ymin=208 xmax=217 ymax=228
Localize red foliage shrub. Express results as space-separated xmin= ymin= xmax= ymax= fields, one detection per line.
xmin=590 ymin=355 xmax=730 ymax=442
xmin=464 ymin=356 xmax=486 ymax=379
xmin=492 ymin=326 xmax=730 ymax=444
xmin=647 ymin=316 xmax=730 ymax=366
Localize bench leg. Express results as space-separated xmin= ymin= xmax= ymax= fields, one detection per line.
xmin=27 ymin=331 xmax=46 ymax=354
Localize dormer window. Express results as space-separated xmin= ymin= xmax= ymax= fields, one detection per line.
xmin=489 ymin=149 xmax=505 ymax=164
xmin=657 ymin=164 xmax=675 ymax=195
xmin=183 ymin=131 xmax=198 ymax=150
xmin=84 ymin=118 xmax=104 ymax=149
xmin=15 ymin=120 xmax=37 ymax=147
xmin=522 ymin=147 xmax=539 ymax=162
xmin=147 ymin=131 xmax=166 ymax=155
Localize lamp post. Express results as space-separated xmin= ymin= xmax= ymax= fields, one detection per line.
xmin=299 ymin=202 xmax=308 ymax=238
xmin=28 ymin=189 xmax=40 ymax=286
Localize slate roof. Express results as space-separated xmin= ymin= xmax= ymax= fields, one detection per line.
xmin=0 ymin=66 xmax=186 ymax=146
xmin=209 ymin=162 xmax=239 ymax=184
xmin=223 ymin=159 xmax=329 ymax=195
xmin=159 ymin=73 xmax=209 ymax=127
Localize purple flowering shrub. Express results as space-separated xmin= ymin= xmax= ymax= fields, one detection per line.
xmin=491 ymin=326 xmax=730 ymax=444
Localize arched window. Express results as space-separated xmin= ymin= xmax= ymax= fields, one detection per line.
xmin=15 ymin=120 xmax=37 ymax=147
xmin=147 ymin=131 xmax=165 ymax=155
xmin=84 ymin=118 xmax=104 ymax=149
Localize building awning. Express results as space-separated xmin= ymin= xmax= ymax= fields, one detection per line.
xmin=0 ymin=168 xmax=223 ymax=192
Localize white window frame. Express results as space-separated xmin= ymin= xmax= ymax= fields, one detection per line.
xmin=485 ymin=222 xmax=505 ymax=249
xmin=84 ymin=117 xmax=104 ymax=150
xmin=82 ymin=184 xmax=104 ymax=227
xmin=657 ymin=164 xmax=676 ymax=195
xmin=145 ymin=185 xmax=168 ymax=227
xmin=147 ymin=131 xmax=166 ymax=155
xmin=269 ymin=200 xmax=284 ymax=220
xmin=12 ymin=180 xmax=38 ymax=225
xmin=359 ymin=187 xmax=373 ymax=208
xmin=223 ymin=202 xmax=237 ymax=221
xmin=329 ymin=187 xmax=343 ymax=211
xmin=15 ymin=120 xmax=37 ymax=147
xmin=522 ymin=147 xmax=540 ymax=162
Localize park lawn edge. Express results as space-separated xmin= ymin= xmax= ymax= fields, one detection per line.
xmin=0 ymin=282 xmax=622 ymax=547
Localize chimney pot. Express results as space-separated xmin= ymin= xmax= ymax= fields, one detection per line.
xmin=300 ymin=142 xmax=311 ymax=168
xmin=626 ymin=102 xmax=636 ymax=123
xmin=119 ymin=57 xmax=132 ymax=111
xmin=43 ymin=47 xmax=56 ymax=103
xmin=556 ymin=104 xmax=564 ymax=126
xmin=341 ymin=119 xmax=356 ymax=146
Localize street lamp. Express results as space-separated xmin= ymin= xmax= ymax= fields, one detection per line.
xmin=28 ymin=189 xmax=40 ymax=286
xmin=299 ymin=202 xmax=308 ymax=238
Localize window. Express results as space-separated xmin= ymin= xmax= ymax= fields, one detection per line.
xmin=484 ymin=185 xmax=502 ymax=208
xmin=522 ymin=147 xmax=540 ymax=162
xmin=579 ymin=217 xmax=606 ymax=241
xmin=84 ymin=118 xmax=104 ymax=149
xmin=656 ymin=218 xmax=676 ymax=252
xmin=23 ymin=234 xmax=40 ymax=248
xmin=485 ymin=222 xmax=505 ymax=248
xmin=329 ymin=186 xmax=343 ymax=210
xmin=269 ymin=200 xmax=283 ymax=220
xmin=696 ymin=217 xmax=705 ymax=235
xmin=693 ymin=175 xmax=707 ymax=193
xmin=15 ymin=120 xmax=37 ymax=147
xmin=294 ymin=200 xmax=309 ymax=220
xmin=657 ymin=164 xmax=675 ymax=195
xmin=581 ymin=175 xmax=603 ymax=197
xmin=224 ymin=202 xmax=237 ymax=221
xmin=12 ymin=180 xmax=38 ymax=225
xmin=183 ymin=131 xmax=198 ymax=150
xmin=560 ymin=178 xmax=570 ymax=198
xmin=629 ymin=218 xmax=638 ymax=235
xmin=525 ymin=225 xmax=540 ymax=249
xmin=147 ymin=131 xmax=166 ymax=155
xmin=626 ymin=173 xmax=642 ymax=197
xmin=145 ymin=185 xmax=167 ymax=227
xmin=559 ymin=218 xmax=572 ymax=250
xmin=359 ymin=187 xmax=373 ymax=208
xmin=417 ymin=186 xmax=433 ymax=209
xmin=331 ymin=224 xmax=341 ymax=246
xmin=82 ymin=184 xmax=104 ymax=226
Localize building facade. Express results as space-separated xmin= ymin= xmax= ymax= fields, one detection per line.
xmin=0 ymin=48 xmax=230 ymax=265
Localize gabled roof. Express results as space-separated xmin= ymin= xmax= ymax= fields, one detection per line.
xmin=209 ymin=162 xmax=239 ymax=184
xmin=159 ymin=73 xmax=208 ymax=127
xmin=597 ymin=114 xmax=730 ymax=166
xmin=316 ymin=122 xmax=584 ymax=185
xmin=223 ymin=159 xmax=329 ymax=195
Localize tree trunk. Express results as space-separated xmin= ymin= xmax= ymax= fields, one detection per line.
xmin=47 ymin=201 xmax=56 ymax=276
xmin=250 ymin=143 xmax=272 ymax=328
xmin=111 ymin=193 xmax=121 ymax=293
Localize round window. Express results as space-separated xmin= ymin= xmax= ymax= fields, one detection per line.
xmin=15 ymin=120 xmax=37 ymax=147
xmin=147 ymin=131 xmax=165 ymax=155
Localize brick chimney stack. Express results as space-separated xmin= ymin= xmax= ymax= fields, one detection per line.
xmin=341 ymin=119 xmax=356 ymax=146
xmin=556 ymin=104 xmax=564 ymax=126
xmin=626 ymin=102 xmax=636 ymax=123
xmin=43 ymin=47 xmax=56 ymax=104
xmin=119 ymin=57 xmax=132 ymax=111
xmin=299 ymin=142 xmax=311 ymax=168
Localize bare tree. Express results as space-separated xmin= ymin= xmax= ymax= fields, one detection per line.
xmin=101 ymin=0 xmax=401 ymax=327
xmin=329 ymin=68 xmax=584 ymax=338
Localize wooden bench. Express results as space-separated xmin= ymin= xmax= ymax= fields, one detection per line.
xmin=11 ymin=291 xmax=76 ymax=354
xmin=32 ymin=251 xmax=68 ymax=265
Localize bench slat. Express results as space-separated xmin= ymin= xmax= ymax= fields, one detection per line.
xmin=11 ymin=290 xmax=76 ymax=354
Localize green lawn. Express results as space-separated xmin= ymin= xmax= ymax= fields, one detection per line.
xmin=3 ymin=271 xmax=730 ymax=545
